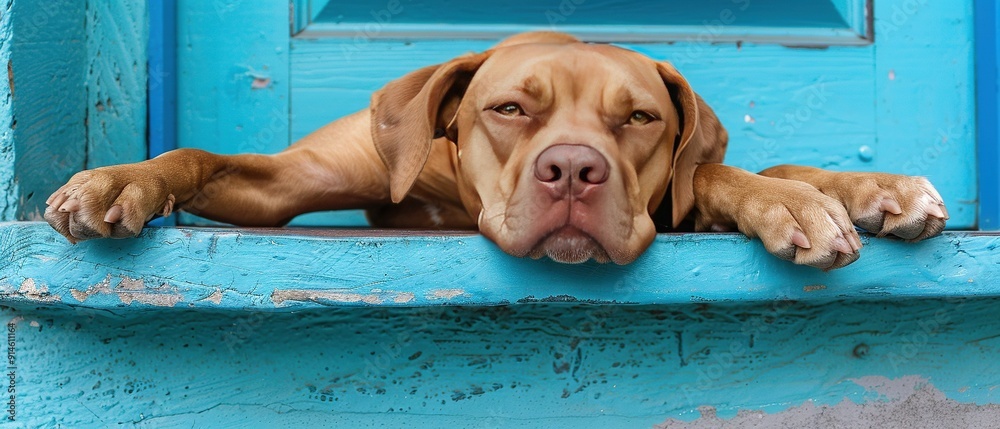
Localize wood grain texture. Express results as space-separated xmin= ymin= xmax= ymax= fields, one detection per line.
xmin=0 ymin=223 xmax=997 ymax=311
xmin=9 ymin=1 xmax=88 ymax=220
xmin=2 ymin=298 xmax=998 ymax=426
xmin=0 ymin=0 xmax=14 ymax=221
xmin=85 ymin=0 xmax=148 ymax=168
xmin=873 ymin=0 xmax=977 ymax=227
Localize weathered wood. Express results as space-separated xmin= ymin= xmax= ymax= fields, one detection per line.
xmin=3 ymin=1 xmax=89 ymax=221
xmin=2 ymin=298 xmax=999 ymax=426
xmin=0 ymin=0 xmax=147 ymax=221
xmin=0 ymin=223 xmax=997 ymax=311
xmin=85 ymin=0 xmax=148 ymax=168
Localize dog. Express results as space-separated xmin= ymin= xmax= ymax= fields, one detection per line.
xmin=43 ymin=32 xmax=948 ymax=270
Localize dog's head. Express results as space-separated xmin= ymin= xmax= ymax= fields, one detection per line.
xmin=371 ymin=32 xmax=727 ymax=264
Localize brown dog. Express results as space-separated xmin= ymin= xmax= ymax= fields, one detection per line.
xmin=43 ymin=32 xmax=948 ymax=270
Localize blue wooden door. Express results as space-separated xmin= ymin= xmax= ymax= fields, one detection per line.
xmin=176 ymin=0 xmax=975 ymax=228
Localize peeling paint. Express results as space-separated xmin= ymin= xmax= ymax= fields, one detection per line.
xmin=70 ymin=275 xmax=183 ymax=307
xmin=803 ymin=284 xmax=826 ymax=292
xmin=199 ymin=289 xmax=224 ymax=305
xmin=11 ymin=278 xmax=61 ymax=302
xmin=656 ymin=376 xmax=1000 ymax=428
xmin=429 ymin=289 xmax=466 ymax=300
xmin=271 ymin=289 xmax=401 ymax=306
xmin=393 ymin=292 xmax=415 ymax=303
xmin=250 ymin=76 xmax=272 ymax=89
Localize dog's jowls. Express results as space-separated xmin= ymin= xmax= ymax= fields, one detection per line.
xmin=43 ymin=32 xmax=948 ymax=270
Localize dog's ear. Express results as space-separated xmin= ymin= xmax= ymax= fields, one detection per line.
xmin=371 ymin=52 xmax=492 ymax=203
xmin=655 ymin=61 xmax=728 ymax=228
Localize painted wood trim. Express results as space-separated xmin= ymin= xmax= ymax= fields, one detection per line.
xmin=977 ymin=0 xmax=1000 ymax=229
xmin=3 ymin=1 xmax=90 ymax=221
xmin=5 ymin=298 xmax=1000 ymax=426
xmin=148 ymin=0 xmax=177 ymax=159
xmin=873 ymin=0 xmax=977 ymax=228
xmin=0 ymin=222 xmax=995 ymax=311
xmin=0 ymin=1 xmax=17 ymax=221
xmin=295 ymin=23 xmax=870 ymax=46
xmin=84 ymin=0 xmax=148 ymax=168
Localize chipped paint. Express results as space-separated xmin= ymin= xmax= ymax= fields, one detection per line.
xmin=429 ymin=289 xmax=466 ymax=300
xmin=199 ymin=289 xmax=224 ymax=304
xmin=250 ymin=76 xmax=272 ymax=89
xmin=9 ymin=278 xmax=61 ymax=302
xmin=70 ymin=275 xmax=183 ymax=307
xmin=393 ymin=292 xmax=415 ymax=303
xmin=657 ymin=376 xmax=1000 ymax=428
xmin=803 ymin=284 xmax=827 ymax=292
xmin=271 ymin=289 xmax=399 ymax=306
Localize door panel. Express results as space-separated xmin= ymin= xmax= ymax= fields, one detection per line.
xmin=179 ymin=0 xmax=976 ymax=228
xmin=295 ymin=0 xmax=869 ymax=44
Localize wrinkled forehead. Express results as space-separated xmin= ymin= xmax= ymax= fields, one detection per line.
xmin=469 ymin=43 xmax=670 ymax=103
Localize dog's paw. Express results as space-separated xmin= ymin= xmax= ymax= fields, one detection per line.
xmin=44 ymin=167 xmax=175 ymax=243
xmin=824 ymin=173 xmax=948 ymax=242
xmin=735 ymin=178 xmax=862 ymax=270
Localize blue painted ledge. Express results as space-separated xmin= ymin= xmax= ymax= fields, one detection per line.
xmin=0 ymin=222 xmax=996 ymax=311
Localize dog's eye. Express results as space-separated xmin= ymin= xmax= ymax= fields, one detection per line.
xmin=492 ymin=102 xmax=524 ymax=116
xmin=628 ymin=110 xmax=655 ymax=125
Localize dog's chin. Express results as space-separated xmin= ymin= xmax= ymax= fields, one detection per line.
xmin=527 ymin=226 xmax=611 ymax=264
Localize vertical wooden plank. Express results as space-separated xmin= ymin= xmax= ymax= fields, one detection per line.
xmin=0 ymin=0 xmax=14 ymax=221
xmin=147 ymin=0 xmax=177 ymax=227
xmin=977 ymin=0 xmax=999 ymax=229
xmin=176 ymin=0 xmax=290 ymax=155
xmin=85 ymin=0 xmax=148 ymax=168
xmin=874 ymin=0 xmax=977 ymax=228
xmin=176 ymin=0 xmax=291 ymax=225
xmin=6 ymin=1 xmax=88 ymax=221
xmin=148 ymin=0 xmax=177 ymax=159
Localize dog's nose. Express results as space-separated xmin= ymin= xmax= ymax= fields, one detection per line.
xmin=535 ymin=145 xmax=609 ymax=192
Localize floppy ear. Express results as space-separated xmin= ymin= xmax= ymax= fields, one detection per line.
xmin=370 ymin=52 xmax=492 ymax=203
xmin=655 ymin=62 xmax=728 ymax=228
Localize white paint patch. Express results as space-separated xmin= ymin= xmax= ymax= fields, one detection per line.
xmin=199 ymin=289 xmax=224 ymax=305
xmin=394 ymin=292 xmax=415 ymax=303
xmin=71 ymin=275 xmax=184 ymax=307
xmin=429 ymin=289 xmax=466 ymax=300
xmin=656 ymin=376 xmax=1000 ymax=428
xmin=271 ymin=289 xmax=384 ymax=306
xmin=15 ymin=278 xmax=61 ymax=302
xmin=28 ymin=321 xmax=39 ymax=328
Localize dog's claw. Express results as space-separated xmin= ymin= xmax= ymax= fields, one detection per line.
xmin=104 ymin=205 xmax=123 ymax=223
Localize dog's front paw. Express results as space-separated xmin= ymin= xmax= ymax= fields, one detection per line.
xmin=734 ymin=179 xmax=862 ymax=270
xmin=824 ymin=173 xmax=948 ymax=241
xmin=44 ymin=167 xmax=175 ymax=243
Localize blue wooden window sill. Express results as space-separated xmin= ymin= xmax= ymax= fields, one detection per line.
xmin=0 ymin=222 xmax=995 ymax=311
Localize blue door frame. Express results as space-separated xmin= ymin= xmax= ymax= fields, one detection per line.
xmin=977 ymin=0 xmax=1000 ymax=229
xmin=147 ymin=1 xmax=998 ymax=230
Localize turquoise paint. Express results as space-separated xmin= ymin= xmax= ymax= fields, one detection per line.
xmin=0 ymin=0 xmax=14 ymax=221
xmin=1 ymin=223 xmax=997 ymax=310
xmin=11 ymin=0 xmax=89 ymax=220
xmin=297 ymin=0 xmax=868 ymax=44
xmin=873 ymin=0 xmax=977 ymax=228
xmin=0 ymin=0 xmax=147 ymax=220
xmin=1 ymin=298 xmax=998 ymax=426
xmin=85 ymin=0 xmax=148 ymax=169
